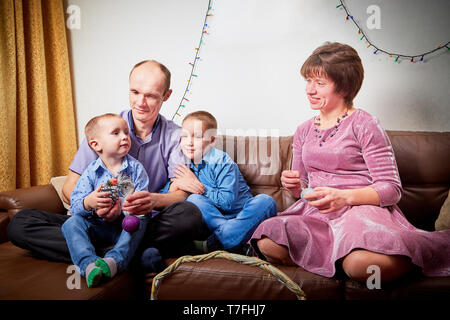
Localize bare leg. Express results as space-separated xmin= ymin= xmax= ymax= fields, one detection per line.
xmin=256 ymin=237 xmax=296 ymax=266
xmin=342 ymin=249 xmax=414 ymax=282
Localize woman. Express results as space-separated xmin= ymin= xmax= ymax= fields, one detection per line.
xmin=250 ymin=42 xmax=450 ymax=282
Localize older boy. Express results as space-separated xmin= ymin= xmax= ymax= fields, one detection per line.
xmin=169 ymin=111 xmax=277 ymax=253
xmin=62 ymin=113 xmax=149 ymax=287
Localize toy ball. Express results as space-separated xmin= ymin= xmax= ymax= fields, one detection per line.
xmin=301 ymin=187 xmax=316 ymax=203
xmin=122 ymin=215 xmax=140 ymax=233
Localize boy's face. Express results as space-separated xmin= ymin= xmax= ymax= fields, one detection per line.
xmin=90 ymin=117 xmax=131 ymax=158
xmin=180 ymin=119 xmax=215 ymax=163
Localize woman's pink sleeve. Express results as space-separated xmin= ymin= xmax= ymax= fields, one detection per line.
xmin=292 ymin=123 xmax=309 ymax=187
xmin=357 ymin=115 xmax=403 ymax=207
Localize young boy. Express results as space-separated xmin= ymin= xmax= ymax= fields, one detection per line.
xmin=169 ymin=111 xmax=277 ymax=253
xmin=62 ymin=113 xmax=149 ymax=288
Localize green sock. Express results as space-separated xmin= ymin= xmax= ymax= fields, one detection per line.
xmin=86 ymin=266 xmax=102 ymax=288
xmin=95 ymin=258 xmax=117 ymax=279
xmin=95 ymin=258 xmax=112 ymax=278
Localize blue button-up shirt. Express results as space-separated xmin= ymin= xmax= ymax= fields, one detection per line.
xmin=69 ymin=110 xmax=184 ymax=194
xmin=70 ymin=154 xmax=149 ymax=218
xmin=163 ymin=148 xmax=253 ymax=215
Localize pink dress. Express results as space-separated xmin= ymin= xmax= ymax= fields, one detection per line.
xmin=250 ymin=109 xmax=450 ymax=277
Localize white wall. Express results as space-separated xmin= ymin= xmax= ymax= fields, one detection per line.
xmin=65 ymin=0 xmax=450 ymax=143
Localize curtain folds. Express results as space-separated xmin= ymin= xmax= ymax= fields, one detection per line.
xmin=0 ymin=0 xmax=78 ymax=192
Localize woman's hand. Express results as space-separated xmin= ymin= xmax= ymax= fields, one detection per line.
xmin=304 ymin=187 xmax=350 ymax=214
xmin=172 ymin=165 xmax=205 ymax=194
xmin=281 ymin=170 xmax=303 ymax=199
xmin=122 ymin=190 xmax=155 ymax=216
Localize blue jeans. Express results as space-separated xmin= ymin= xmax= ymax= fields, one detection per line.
xmin=187 ymin=194 xmax=277 ymax=249
xmin=61 ymin=214 xmax=148 ymax=277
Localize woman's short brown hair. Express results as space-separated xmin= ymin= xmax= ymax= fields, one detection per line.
xmin=300 ymin=42 xmax=364 ymax=106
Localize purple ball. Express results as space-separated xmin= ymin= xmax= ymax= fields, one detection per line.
xmin=122 ymin=215 xmax=140 ymax=233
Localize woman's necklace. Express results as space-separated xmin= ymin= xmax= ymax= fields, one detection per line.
xmin=314 ymin=109 xmax=349 ymax=147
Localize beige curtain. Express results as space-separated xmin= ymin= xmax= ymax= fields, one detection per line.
xmin=0 ymin=0 xmax=78 ymax=192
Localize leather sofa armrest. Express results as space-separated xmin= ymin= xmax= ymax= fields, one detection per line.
xmin=0 ymin=185 xmax=67 ymax=219
xmin=0 ymin=214 xmax=9 ymax=243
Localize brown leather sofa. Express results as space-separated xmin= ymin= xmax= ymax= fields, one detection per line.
xmin=0 ymin=131 xmax=449 ymax=300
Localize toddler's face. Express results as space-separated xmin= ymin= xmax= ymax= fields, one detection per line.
xmin=180 ymin=119 xmax=214 ymax=163
xmin=96 ymin=117 xmax=131 ymax=158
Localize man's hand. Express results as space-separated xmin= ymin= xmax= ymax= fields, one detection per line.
xmin=172 ymin=164 xmax=205 ymax=194
xmin=83 ymin=184 xmax=113 ymax=211
xmin=122 ymin=190 xmax=155 ymax=215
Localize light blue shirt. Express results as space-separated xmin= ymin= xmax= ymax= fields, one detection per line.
xmin=163 ymin=148 xmax=253 ymax=215
xmin=70 ymin=154 xmax=149 ymax=218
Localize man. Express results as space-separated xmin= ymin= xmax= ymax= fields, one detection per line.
xmin=7 ymin=60 xmax=210 ymax=269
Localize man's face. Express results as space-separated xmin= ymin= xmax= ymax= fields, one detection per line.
xmin=129 ymin=63 xmax=171 ymax=124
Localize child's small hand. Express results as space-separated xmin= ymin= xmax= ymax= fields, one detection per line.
xmin=173 ymin=165 xmax=205 ymax=194
xmin=96 ymin=200 xmax=121 ymax=222
xmin=83 ymin=184 xmax=113 ymax=211
xmin=168 ymin=179 xmax=181 ymax=192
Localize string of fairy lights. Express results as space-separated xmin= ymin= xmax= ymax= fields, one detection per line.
xmin=172 ymin=1 xmax=449 ymax=120
xmin=172 ymin=0 xmax=213 ymax=121
xmin=337 ymin=0 xmax=450 ymax=63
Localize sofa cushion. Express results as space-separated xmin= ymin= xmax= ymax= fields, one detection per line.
xmin=216 ymin=135 xmax=297 ymax=212
xmin=0 ymin=184 xmax=66 ymax=217
xmin=435 ymin=190 xmax=450 ymax=231
xmin=344 ymin=271 xmax=450 ymax=300
xmin=0 ymin=241 xmax=142 ymax=300
xmin=146 ymin=256 xmax=343 ymax=300
xmin=50 ymin=176 xmax=70 ymax=211
xmin=397 ymin=185 xmax=449 ymax=231
xmin=387 ymin=131 xmax=450 ymax=185
xmin=148 ymin=257 xmax=300 ymax=300
xmin=388 ymin=131 xmax=450 ymax=231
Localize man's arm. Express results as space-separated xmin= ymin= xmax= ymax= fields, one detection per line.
xmin=62 ymin=170 xmax=81 ymax=204
xmin=152 ymin=189 xmax=189 ymax=210
xmin=122 ymin=189 xmax=188 ymax=215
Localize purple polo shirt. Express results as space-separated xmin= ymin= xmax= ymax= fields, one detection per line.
xmin=69 ymin=110 xmax=184 ymax=194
